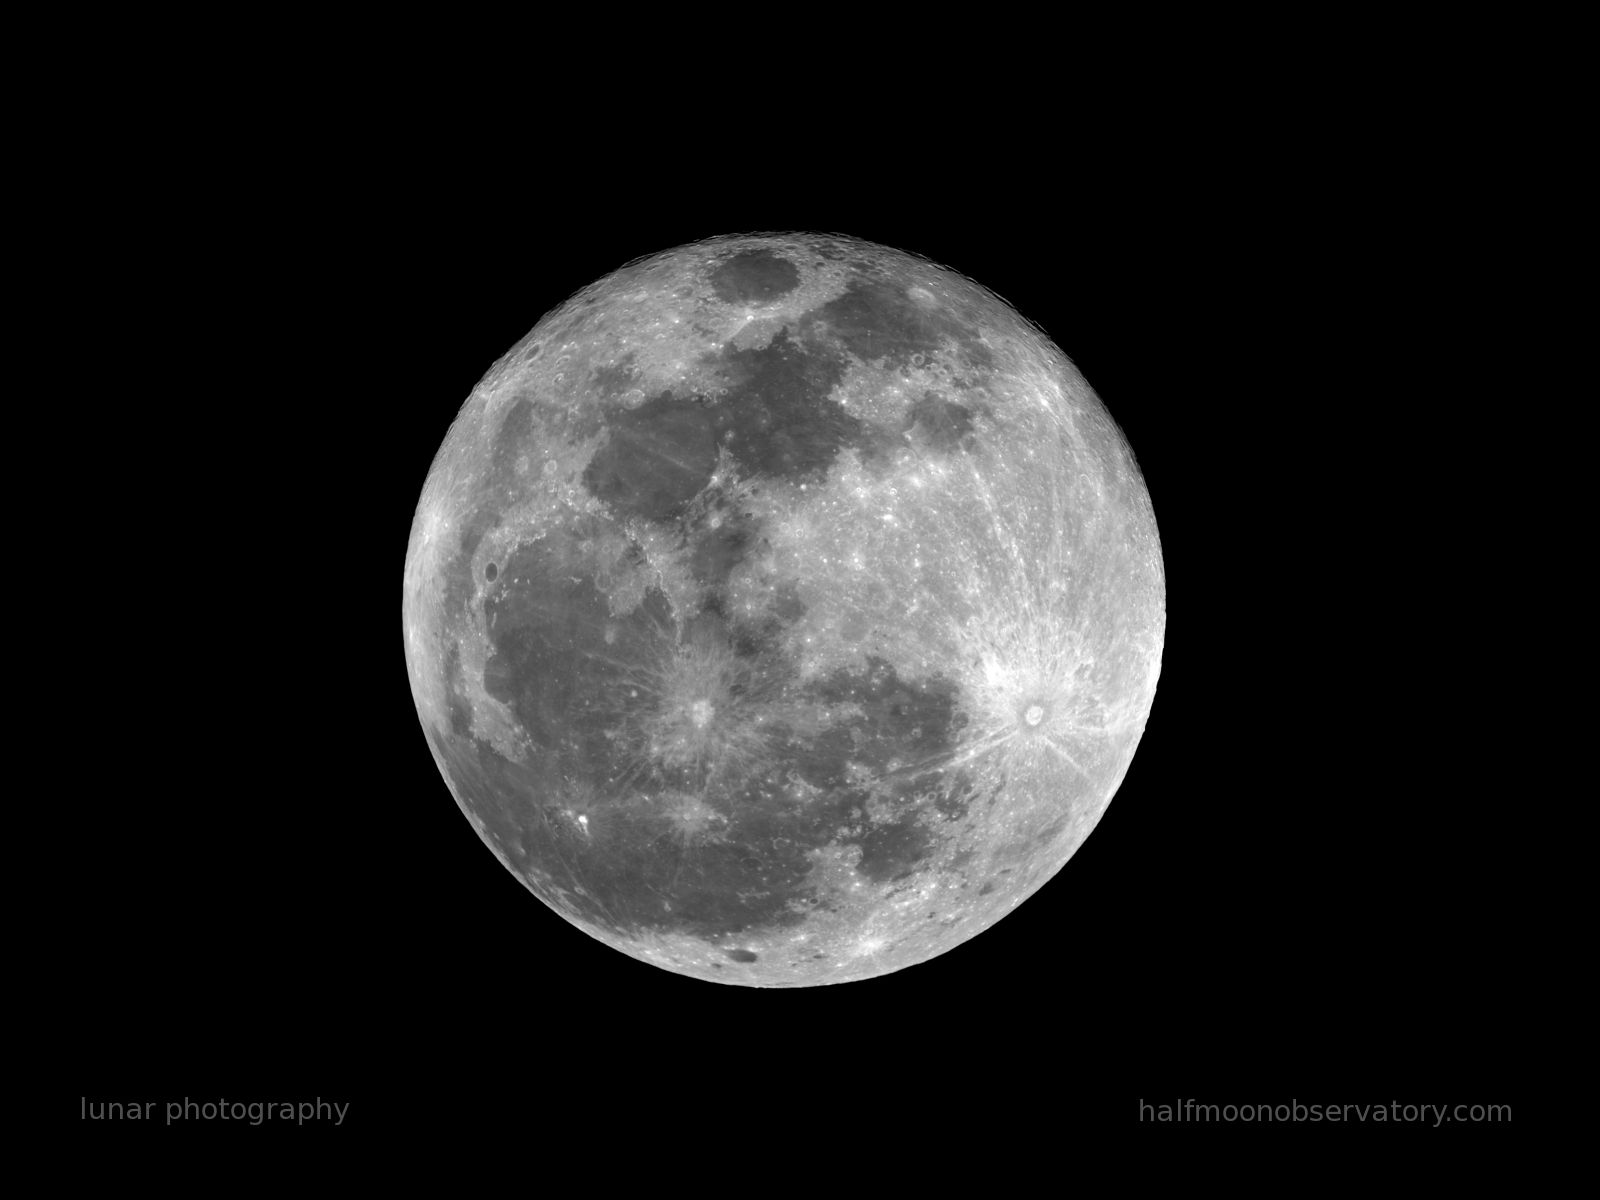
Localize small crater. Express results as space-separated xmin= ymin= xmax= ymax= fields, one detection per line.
xmin=978 ymin=882 xmax=996 ymax=895
xmin=727 ymin=948 xmax=759 ymax=963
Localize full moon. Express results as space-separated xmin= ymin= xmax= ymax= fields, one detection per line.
xmin=401 ymin=234 xmax=1165 ymax=986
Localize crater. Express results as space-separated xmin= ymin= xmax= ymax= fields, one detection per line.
xmin=709 ymin=249 xmax=801 ymax=305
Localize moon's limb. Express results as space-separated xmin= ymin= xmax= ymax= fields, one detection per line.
xmin=401 ymin=233 xmax=1165 ymax=986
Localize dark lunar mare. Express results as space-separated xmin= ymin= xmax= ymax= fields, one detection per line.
xmin=579 ymin=326 xmax=864 ymax=528
xmin=444 ymin=527 xmax=970 ymax=943
xmin=800 ymin=278 xmax=995 ymax=372
xmin=577 ymin=271 xmax=994 ymax=526
xmin=907 ymin=392 xmax=978 ymax=453
xmin=711 ymin=328 xmax=861 ymax=481
xmin=431 ymin=269 xmax=998 ymax=950
xmin=581 ymin=391 xmax=718 ymax=522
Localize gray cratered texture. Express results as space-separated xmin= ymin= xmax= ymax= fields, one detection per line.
xmin=401 ymin=233 xmax=1165 ymax=986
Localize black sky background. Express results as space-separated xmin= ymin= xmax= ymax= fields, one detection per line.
xmin=59 ymin=142 xmax=1535 ymax=1142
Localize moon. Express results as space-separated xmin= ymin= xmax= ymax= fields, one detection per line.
xmin=401 ymin=233 xmax=1165 ymax=986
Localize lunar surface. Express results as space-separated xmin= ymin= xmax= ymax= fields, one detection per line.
xmin=401 ymin=234 xmax=1165 ymax=986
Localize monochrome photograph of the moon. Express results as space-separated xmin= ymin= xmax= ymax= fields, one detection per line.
xmin=401 ymin=234 xmax=1165 ymax=985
